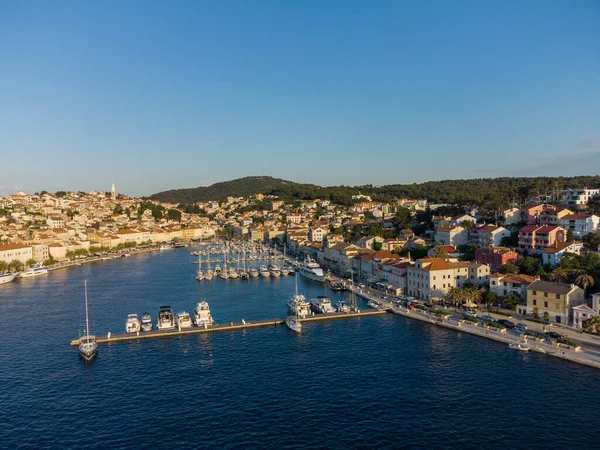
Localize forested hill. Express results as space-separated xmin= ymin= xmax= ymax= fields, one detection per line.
xmin=148 ymin=175 xmax=600 ymax=207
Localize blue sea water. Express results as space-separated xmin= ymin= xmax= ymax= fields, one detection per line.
xmin=1 ymin=248 xmax=599 ymax=449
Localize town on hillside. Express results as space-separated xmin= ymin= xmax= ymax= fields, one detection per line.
xmin=1 ymin=184 xmax=600 ymax=332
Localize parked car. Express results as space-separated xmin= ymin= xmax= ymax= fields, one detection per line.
xmin=480 ymin=314 xmax=496 ymax=322
xmin=547 ymin=331 xmax=566 ymax=340
xmin=498 ymin=319 xmax=516 ymax=329
xmin=516 ymin=323 xmax=528 ymax=332
xmin=465 ymin=311 xmax=477 ymax=318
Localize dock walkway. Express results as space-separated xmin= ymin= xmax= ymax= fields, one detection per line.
xmin=70 ymin=310 xmax=386 ymax=346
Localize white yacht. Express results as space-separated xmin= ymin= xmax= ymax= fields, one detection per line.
xmin=228 ymin=267 xmax=239 ymax=279
xmin=176 ymin=311 xmax=193 ymax=329
xmin=259 ymin=265 xmax=270 ymax=278
xmin=20 ymin=265 xmax=49 ymax=278
xmin=509 ymin=343 xmax=530 ymax=352
xmin=297 ymin=257 xmax=326 ymax=282
xmin=285 ymin=315 xmax=302 ymax=333
xmin=0 ymin=273 xmax=17 ymax=285
xmin=336 ymin=301 xmax=351 ymax=313
xmin=141 ymin=312 xmax=152 ymax=332
xmin=249 ymin=267 xmax=259 ymax=278
xmin=287 ymin=275 xmax=310 ymax=318
xmin=194 ymin=301 xmax=214 ymax=327
xmin=78 ymin=281 xmax=97 ymax=362
xmin=125 ymin=314 xmax=141 ymax=333
xmin=269 ymin=264 xmax=281 ymax=277
xmin=309 ymin=296 xmax=335 ymax=314
xmin=159 ymin=244 xmax=171 ymax=251
xmin=157 ymin=305 xmax=175 ymax=330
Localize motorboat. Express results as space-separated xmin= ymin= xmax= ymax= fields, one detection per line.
xmin=78 ymin=281 xmax=97 ymax=362
xmin=196 ymin=269 xmax=205 ymax=281
xmin=228 ymin=268 xmax=239 ymax=279
xmin=159 ymin=245 xmax=171 ymax=251
xmin=249 ymin=267 xmax=259 ymax=278
xmin=285 ymin=315 xmax=302 ymax=333
xmin=0 ymin=273 xmax=17 ymax=285
xmin=280 ymin=265 xmax=291 ymax=276
xmin=297 ymin=257 xmax=326 ymax=282
xmin=259 ymin=265 xmax=270 ymax=278
xmin=157 ymin=305 xmax=175 ymax=330
xmin=309 ymin=296 xmax=335 ymax=314
xmin=125 ymin=314 xmax=141 ymax=333
xmin=269 ymin=264 xmax=281 ymax=277
xmin=194 ymin=301 xmax=214 ymax=327
xmin=508 ymin=343 xmax=531 ymax=352
xmin=141 ymin=312 xmax=152 ymax=331
xmin=176 ymin=311 xmax=193 ymax=329
xmin=20 ymin=265 xmax=49 ymax=278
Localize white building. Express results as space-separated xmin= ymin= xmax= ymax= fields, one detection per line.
xmin=562 ymin=188 xmax=600 ymax=206
xmin=46 ymin=216 xmax=65 ymax=229
xmin=435 ymin=226 xmax=469 ymax=246
xmin=558 ymin=214 xmax=599 ymax=237
xmin=0 ymin=244 xmax=33 ymax=264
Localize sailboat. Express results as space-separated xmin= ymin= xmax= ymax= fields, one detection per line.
xmin=285 ymin=274 xmax=303 ymax=333
xmin=204 ymin=252 xmax=213 ymax=281
xmin=78 ymin=280 xmax=98 ymax=362
xmin=220 ymin=250 xmax=229 ymax=279
xmin=196 ymin=252 xmax=204 ymax=281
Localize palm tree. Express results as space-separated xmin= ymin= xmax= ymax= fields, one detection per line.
xmin=549 ymin=268 xmax=570 ymax=283
xmin=0 ymin=261 xmax=8 ymax=273
xmin=8 ymin=260 xmax=23 ymax=273
xmin=574 ymin=273 xmax=595 ymax=290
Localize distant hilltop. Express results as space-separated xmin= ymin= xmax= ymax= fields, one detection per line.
xmin=147 ymin=175 xmax=600 ymax=206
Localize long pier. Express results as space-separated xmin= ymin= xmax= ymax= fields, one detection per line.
xmin=69 ymin=310 xmax=387 ymax=346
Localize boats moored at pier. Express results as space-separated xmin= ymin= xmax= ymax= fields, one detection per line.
xmin=285 ymin=315 xmax=302 ymax=333
xmin=0 ymin=273 xmax=17 ymax=285
xmin=125 ymin=314 xmax=141 ymax=333
xmin=194 ymin=301 xmax=214 ymax=326
xmin=310 ymin=296 xmax=336 ymax=314
xmin=259 ymin=265 xmax=270 ymax=278
xmin=78 ymin=281 xmax=97 ymax=362
xmin=141 ymin=312 xmax=152 ymax=331
xmin=157 ymin=306 xmax=175 ymax=330
xmin=176 ymin=311 xmax=193 ymax=329
xmin=20 ymin=265 xmax=49 ymax=278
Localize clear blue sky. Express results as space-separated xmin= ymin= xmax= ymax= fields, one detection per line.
xmin=1 ymin=0 xmax=599 ymax=197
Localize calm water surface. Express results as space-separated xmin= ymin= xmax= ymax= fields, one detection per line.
xmin=1 ymin=248 xmax=599 ymax=449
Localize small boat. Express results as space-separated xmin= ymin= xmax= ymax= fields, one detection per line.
xmin=0 ymin=273 xmax=17 ymax=285
xmin=249 ymin=267 xmax=259 ymax=278
xmin=20 ymin=264 xmax=49 ymax=278
xmin=196 ymin=269 xmax=205 ymax=281
xmin=329 ymin=280 xmax=344 ymax=291
xmin=141 ymin=312 xmax=152 ymax=331
xmin=285 ymin=315 xmax=302 ymax=333
xmin=78 ymin=281 xmax=97 ymax=362
xmin=259 ymin=265 xmax=270 ymax=278
xmin=508 ymin=343 xmax=530 ymax=352
xmin=280 ymin=265 xmax=291 ymax=276
xmin=157 ymin=305 xmax=175 ymax=330
xmin=228 ymin=268 xmax=239 ymax=279
xmin=287 ymin=274 xmax=311 ymax=318
xmin=336 ymin=301 xmax=351 ymax=313
xmin=194 ymin=301 xmax=214 ymax=327
xmin=205 ymin=253 xmax=213 ymax=280
xmin=176 ymin=311 xmax=193 ymax=329
xmin=159 ymin=245 xmax=171 ymax=251
xmin=125 ymin=314 xmax=141 ymax=333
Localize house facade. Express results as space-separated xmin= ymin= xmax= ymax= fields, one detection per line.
xmin=474 ymin=247 xmax=518 ymax=272
xmin=542 ymin=241 xmax=584 ymax=267
xmin=518 ymin=225 xmax=566 ymax=253
xmin=526 ymin=280 xmax=585 ymax=324
xmin=489 ymin=273 xmax=535 ymax=299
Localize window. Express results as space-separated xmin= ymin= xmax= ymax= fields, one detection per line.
xmin=544 ymin=301 xmax=548 ymax=308
xmin=555 ymin=294 xmax=560 ymax=299
xmin=492 ymin=281 xmax=496 ymax=285
xmin=433 ymin=276 xmax=436 ymax=280
xmin=533 ymin=299 xmax=537 ymax=306
xmin=544 ymin=292 xmax=548 ymax=298
xmin=533 ymin=291 xmax=537 ymax=295
xmin=443 ymin=284 xmax=446 ymax=288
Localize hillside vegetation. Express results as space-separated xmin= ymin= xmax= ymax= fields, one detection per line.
xmin=148 ymin=175 xmax=600 ymax=207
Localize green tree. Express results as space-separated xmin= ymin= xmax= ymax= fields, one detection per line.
xmin=25 ymin=258 xmax=37 ymax=268
xmin=167 ymin=209 xmax=182 ymax=222
xmin=574 ymin=272 xmax=595 ymax=290
xmin=430 ymin=247 xmax=448 ymax=259
xmin=113 ymin=204 xmax=124 ymax=215
xmin=549 ymin=268 xmax=571 ymax=283
xmin=532 ymin=306 xmax=540 ymax=318
xmin=566 ymin=230 xmax=574 ymax=242
xmin=503 ymin=293 xmax=521 ymax=311
xmin=0 ymin=261 xmax=8 ymax=273
xmin=43 ymin=258 xmax=56 ymax=267
xmin=519 ymin=256 xmax=540 ymax=276
xmin=9 ymin=260 xmax=24 ymax=272
xmin=393 ymin=207 xmax=411 ymax=229
xmin=543 ymin=311 xmax=550 ymax=323
xmin=373 ymin=241 xmax=382 ymax=251
xmin=499 ymin=263 xmax=518 ymax=274
xmin=484 ymin=291 xmax=498 ymax=308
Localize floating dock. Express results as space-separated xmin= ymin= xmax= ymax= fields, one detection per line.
xmin=69 ymin=310 xmax=387 ymax=346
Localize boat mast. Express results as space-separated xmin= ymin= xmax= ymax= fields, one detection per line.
xmin=84 ymin=280 xmax=90 ymax=342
